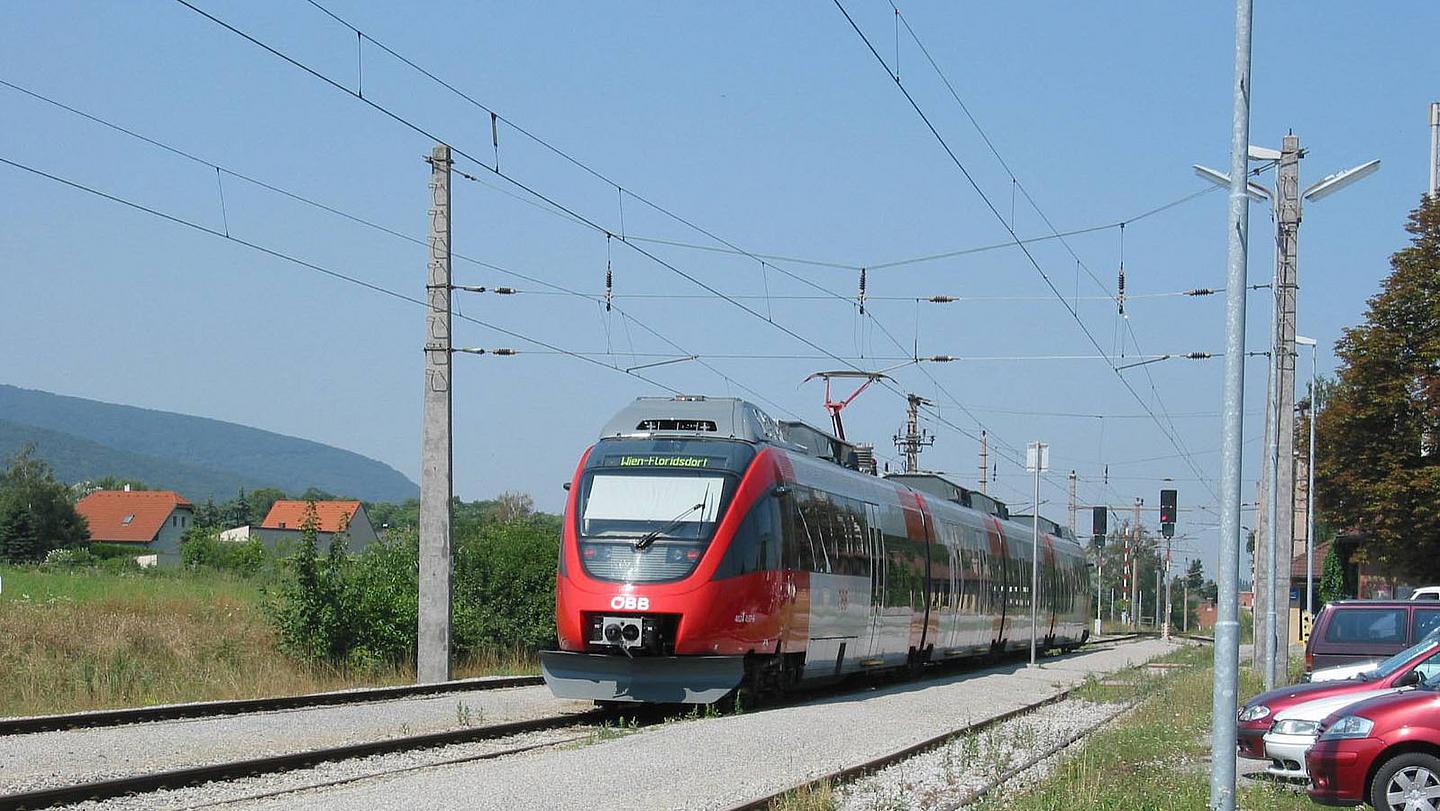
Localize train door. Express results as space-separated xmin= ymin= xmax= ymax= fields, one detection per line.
xmin=1043 ymin=535 xmax=1058 ymax=643
xmin=986 ymin=517 xmax=1008 ymax=649
xmin=864 ymin=501 xmax=885 ymax=658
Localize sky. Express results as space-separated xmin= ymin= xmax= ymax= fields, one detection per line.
xmin=2 ymin=1 xmax=1437 ymax=578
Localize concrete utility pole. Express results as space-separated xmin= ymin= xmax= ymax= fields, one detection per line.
xmin=419 ymin=144 xmax=454 ymax=684
xmin=1269 ymin=134 xmax=1303 ymax=686
xmin=1067 ymin=471 xmax=1078 ymax=537
xmin=894 ymin=394 xmax=934 ymax=474
xmin=1431 ymin=102 xmax=1439 ymax=198
xmin=1210 ymin=2 xmax=1254 ymax=805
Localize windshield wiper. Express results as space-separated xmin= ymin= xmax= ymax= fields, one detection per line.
xmin=634 ymin=499 xmax=708 ymax=551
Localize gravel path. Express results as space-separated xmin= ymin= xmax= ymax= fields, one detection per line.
xmin=194 ymin=639 xmax=1177 ymax=811
xmin=0 ymin=684 xmax=590 ymax=793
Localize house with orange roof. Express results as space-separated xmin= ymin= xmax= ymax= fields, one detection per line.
xmin=75 ymin=488 xmax=195 ymax=565
xmin=223 ymin=499 xmax=378 ymax=553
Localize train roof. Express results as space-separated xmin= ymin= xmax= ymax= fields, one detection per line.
xmin=599 ymin=396 xmax=880 ymax=472
xmin=884 ymin=472 xmax=1010 ymax=520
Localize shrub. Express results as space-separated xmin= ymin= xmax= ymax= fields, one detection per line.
xmin=266 ymin=511 xmax=559 ymax=666
xmin=180 ymin=529 xmax=268 ymax=576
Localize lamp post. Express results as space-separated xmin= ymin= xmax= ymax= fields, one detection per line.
xmin=1194 ymin=151 xmax=1378 ymax=689
xmin=1027 ymin=441 xmax=1048 ymax=668
xmin=1296 ymin=335 xmax=1318 ymax=625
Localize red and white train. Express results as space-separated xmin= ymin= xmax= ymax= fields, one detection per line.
xmin=541 ymin=396 xmax=1093 ymax=704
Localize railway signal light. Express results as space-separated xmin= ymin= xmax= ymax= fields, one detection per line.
xmin=1091 ymin=506 xmax=1107 ymax=547
xmin=1160 ymin=489 xmax=1177 ymax=538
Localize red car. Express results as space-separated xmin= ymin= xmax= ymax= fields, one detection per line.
xmin=1236 ymin=635 xmax=1440 ymax=759
xmin=1306 ymin=686 xmax=1440 ymax=808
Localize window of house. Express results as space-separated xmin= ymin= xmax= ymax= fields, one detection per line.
xmin=122 ymin=514 xmax=134 ymax=525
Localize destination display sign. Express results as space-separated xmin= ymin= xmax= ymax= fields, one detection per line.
xmin=611 ymin=455 xmax=713 ymax=468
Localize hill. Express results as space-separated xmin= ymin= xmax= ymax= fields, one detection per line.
xmin=0 ymin=385 xmax=418 ymax=502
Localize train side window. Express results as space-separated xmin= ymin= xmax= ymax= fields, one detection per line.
xmin=713 ymin=496 xmax=781 ymax=579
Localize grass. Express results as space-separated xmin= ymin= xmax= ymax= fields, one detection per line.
xmin=983 ymin=646 xmax=1325 ymax=810
xmin=0 ymin=566 xmax=536 ymax=717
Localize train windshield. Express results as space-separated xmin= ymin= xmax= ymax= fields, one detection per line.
xmin=581 ymin=475 xmax=725 ymax=540
xmin=574 ymin=437 xmax=753 ymax=583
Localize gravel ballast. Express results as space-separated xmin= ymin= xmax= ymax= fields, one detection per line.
xmin=0 ymin=684 xmax=589 ymax=793
xmin=195 ymin=639 xmax=1177 ymax=811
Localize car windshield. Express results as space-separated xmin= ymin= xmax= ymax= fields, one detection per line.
xmin=1362 ymin=635 xmax=1440 ymax=681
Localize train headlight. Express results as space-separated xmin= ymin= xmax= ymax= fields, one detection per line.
xmin=604 ymin=623 xmax=623 ymax=643
xmin=622 ymin=624 xmax=641 ymax=642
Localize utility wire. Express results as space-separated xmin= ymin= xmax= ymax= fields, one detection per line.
xmin=0 ymin=153 xmax=684 ymax=394
xmin=835 ymin=0 xmax=1220 ymax=510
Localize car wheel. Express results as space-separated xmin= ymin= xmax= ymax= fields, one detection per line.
xmin=1371 ymin=752 xmax=1440 ymax=811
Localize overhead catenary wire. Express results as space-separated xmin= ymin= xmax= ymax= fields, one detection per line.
xmin=169 ymin=0 xmax=1144 ymax=512
xmin=0 ymin=75 xmax=841 ymax=434
xmin=835 ymin=0 xmax=1222 ymax=513
xmin=0 ymin=154 xmax=685 ymax=394
xmin=885 ymin=0 xmax=1223 ymax=509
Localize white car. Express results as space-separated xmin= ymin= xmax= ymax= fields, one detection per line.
xmin=1411 ymin=586 xmax=1440 ymax=601
xmin=1307 ymin=660 xmax=1382 ymax=683
xmin=1263 ymin=688 xmax=1406 ymax=779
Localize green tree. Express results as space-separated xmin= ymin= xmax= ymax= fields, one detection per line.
xmin=1317 ymin=196 xmax=1440 ymax=580
xmin=1319 ymin=543 xmax=1347 ymax=604
xmin=1184 ymin=559 xmax=1205 ymax=591
xmin=0 ymin=446 xmax=90 ymax=563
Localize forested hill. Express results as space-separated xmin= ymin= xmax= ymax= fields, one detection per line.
xmin=0 ymin=385 xmax=418 ymax=502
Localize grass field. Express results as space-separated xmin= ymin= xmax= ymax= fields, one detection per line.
xmin=988 ymin=645 xmax=1324 ymax=811
xmin=0 ymin=566 xmax=535 ymax=718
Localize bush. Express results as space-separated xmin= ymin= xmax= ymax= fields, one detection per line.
xmin=41 ymin=547 xmax=98 ymax=569
xmin=180 ymin=529 xmax=267 ymax=576
xmin=266 ymin=512 xmax=559 ymax=666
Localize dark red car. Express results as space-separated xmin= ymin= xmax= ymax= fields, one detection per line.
xmin=1306 ymin=686 xmax=1440 ymax=808
xmin=1237 ymin=635 xmax=1440 ymax=760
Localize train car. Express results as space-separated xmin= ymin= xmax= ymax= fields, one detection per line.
xmin=540 ymin=395 xmax=1092 ymax=704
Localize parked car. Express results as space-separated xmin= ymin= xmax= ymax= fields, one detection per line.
xmin=1306 ymin=685 xmax=1440 ymax=808
xmin=1306 ymin=600 xmax=1440 ymax=674
xmin=1308 ymin=660 xmax=1384 ymax=683
xmin=1238 ymin=632 xmax=1440 ymax=760
xmin=1411 ymin=586 xmax=1440 ymax=601
xmin=1264 ymin=687 xmax=1409 ymax=779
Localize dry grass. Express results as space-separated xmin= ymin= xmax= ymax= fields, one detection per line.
xmin=769 ymin=780 xmax=836 ymax=811
xmin=0 ymin=567 xmax=535 ymax=717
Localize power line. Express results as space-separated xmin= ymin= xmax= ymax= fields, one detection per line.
xmin=0 ymin=153 xmax=683 ymax=394
xmin=834 ymin=0 xmax=1222 ymax=511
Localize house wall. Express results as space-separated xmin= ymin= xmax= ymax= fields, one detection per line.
xmin=345 ymin=508 xmax=379 ymax=552
xmin=150 ymin=506 xmax=194 ymax=564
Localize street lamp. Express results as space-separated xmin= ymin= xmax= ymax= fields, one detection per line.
xmin=1296 ymin=335 xmax=1318 ymax=625
xmin=1193 ymin=150 xmax=1378 ymax=689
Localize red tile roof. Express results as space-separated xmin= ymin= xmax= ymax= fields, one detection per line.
xmin=76 ymin=490 xmax=193 ymax=544
xmin=260 ymin=500 xmax=363 ymax=533
xmin=1290 ymin=539 xmax=1329 ymax=579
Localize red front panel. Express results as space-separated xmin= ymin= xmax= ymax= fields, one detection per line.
xmin=555 ymin=447 xmax=794 ymax=656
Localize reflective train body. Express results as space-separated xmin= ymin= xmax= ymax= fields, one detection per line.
xmin=540 ymin=396 xmax=1092 ymax=704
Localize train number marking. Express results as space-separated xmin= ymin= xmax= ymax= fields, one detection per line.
xmin=611 ymin=595 xmax=650 ymax=611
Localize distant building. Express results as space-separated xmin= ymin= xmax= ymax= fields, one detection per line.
xmin=76 ymin=488 xmax=195 ymax=565
xmin=224 ymin=499 xmax=378 ymax=553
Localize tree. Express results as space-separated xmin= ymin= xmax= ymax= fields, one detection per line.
xmin=493 ymin=491 xmax=534 ymax=524
xmin=1320 ymin=543 xmax=1347 ymax=604
xmin=1316 ymin=196 xmax=1440 ymax=580
xmin=0 ymin=446 xmax=90 ymax=563
xmin=1185 ymin=559 xmax=1205 ymax=591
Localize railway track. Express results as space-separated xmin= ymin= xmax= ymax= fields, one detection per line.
xmin=0 ymin=674 xmax=543 ymax=736
xmin=0 ymin=637 xmax=1162 ymax=811
xmin=0 ymin=707 xmax=610 ymax=811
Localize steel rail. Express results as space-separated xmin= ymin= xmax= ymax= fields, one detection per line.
xmin=0 ymin=674 xmax=543 ymax=736
xmin=0 ymin=707 xmax=604 ymax=811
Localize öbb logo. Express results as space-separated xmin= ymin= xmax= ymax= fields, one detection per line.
xmin=610 ymin=595 xmax=650 ymax=611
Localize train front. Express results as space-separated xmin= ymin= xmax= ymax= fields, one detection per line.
xmin=541 ymin=396 xmax=787 ymax=704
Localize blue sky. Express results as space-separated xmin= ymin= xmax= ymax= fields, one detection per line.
xmin=2 ymin=1 xmax=1436 ymax=576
